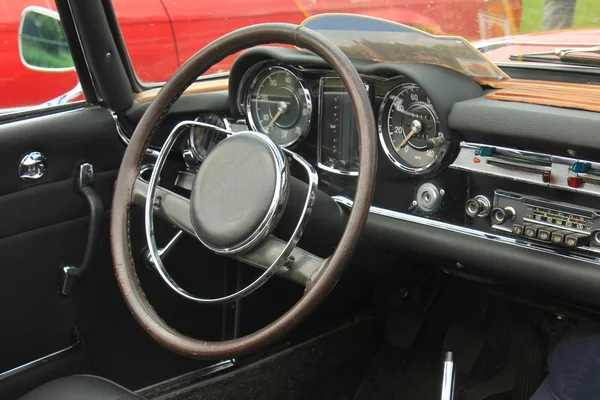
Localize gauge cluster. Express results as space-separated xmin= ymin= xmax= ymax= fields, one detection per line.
xmin=317 ymin=77 xmax=362 ymax=175
xmin=237 ymin=62 xmax=450 ymax=177
xmin=378 ymin=83 xmax=448 ymax=175
xmin=246 ymin=66 xmax=312 ymax=148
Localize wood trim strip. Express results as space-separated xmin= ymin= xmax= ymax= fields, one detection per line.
xmin=482 ymin=79 xmax=600 ymax=113
xmin=133 ymin=78 xmax=229 ymax=104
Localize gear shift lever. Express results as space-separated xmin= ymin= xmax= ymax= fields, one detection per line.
xmin=441 ymin=351 xmax=456 ymax=400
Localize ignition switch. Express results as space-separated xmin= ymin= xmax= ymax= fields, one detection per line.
xmin=415 ymin=182 xmax=443 ymax=213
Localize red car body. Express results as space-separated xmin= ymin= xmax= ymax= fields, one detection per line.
xmin=475 ymin=28 xmax=600 ymax=64
xmin=0 ymin=0 xmax=522 ymax=109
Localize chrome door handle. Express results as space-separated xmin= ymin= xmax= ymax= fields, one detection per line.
xmin=19 ymin=152 xmax=46 ymax=182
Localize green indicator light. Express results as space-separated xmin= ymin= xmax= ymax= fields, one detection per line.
xmin=479 ymin=147 xmax=494 ymax=157
xmin=572 ymin=162 xmax=589 ymax=174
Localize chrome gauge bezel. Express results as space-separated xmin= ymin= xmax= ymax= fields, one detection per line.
xmin=378 ymin=83 xmax=449 ymax=175
xmin=245 ymin=65 xmax=312 ymax=148
xmin=188 ymin=113 xmax=231 ymax=162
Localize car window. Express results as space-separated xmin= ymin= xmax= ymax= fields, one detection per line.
xmin=0 ymin=4 xmax=80 ymax=116
xmin=113 ymin=0 xmax=600 ymax=84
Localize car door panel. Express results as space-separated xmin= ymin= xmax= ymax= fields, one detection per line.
xmin=0 ymin=102 xmax=234 ymax=399
xmin=0 ymin=106 xmax=123 ymax=399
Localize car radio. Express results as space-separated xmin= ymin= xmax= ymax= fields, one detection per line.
xmin=466 ymin=190 xmax=600 ymax=252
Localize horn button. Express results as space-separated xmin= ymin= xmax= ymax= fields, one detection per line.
xmin=190 ymin=133 xmax=288 ymax=254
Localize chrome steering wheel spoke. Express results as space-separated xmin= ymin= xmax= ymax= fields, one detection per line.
xmin=134 ymin=121 xmax=324 ymax=304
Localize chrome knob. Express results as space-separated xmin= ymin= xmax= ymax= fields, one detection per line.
xmin=491 ymin=206 xmax=516 ymax=224
xmin=465 ymin=195 xmax=491 ymax=218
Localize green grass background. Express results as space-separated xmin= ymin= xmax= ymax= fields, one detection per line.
xmin=520 ymin=0 xmax=600 ymax=33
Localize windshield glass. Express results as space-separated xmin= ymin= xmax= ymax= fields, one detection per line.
xmin=112 ymin=0 xmax=600 ymax=83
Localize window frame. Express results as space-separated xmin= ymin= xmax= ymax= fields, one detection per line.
xmin=0 ymin=0 xmax=98 ymax=123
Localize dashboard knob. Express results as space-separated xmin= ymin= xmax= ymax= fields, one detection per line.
xmin=465 ymin=195 xmax=491 ymax=218
xmin=491 ymin=206 xmax=516 ymax=225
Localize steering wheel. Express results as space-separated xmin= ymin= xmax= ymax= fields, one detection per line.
xmin=110 ymin=23 xmax=377 ymax=359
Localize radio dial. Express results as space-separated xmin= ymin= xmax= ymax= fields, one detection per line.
xmin=491 ymin=206 xmax=516 ymax=225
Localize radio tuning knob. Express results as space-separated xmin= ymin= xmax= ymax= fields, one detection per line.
xmin=491 ymin=206 xmax=516 ymax=225
xmin=465 ymin=195 xmax=491 ymax=218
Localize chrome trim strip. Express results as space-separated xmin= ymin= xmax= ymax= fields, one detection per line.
xmin=317 ymin=162 xmax=358 ymax=176
xmin=484 ymin=156 xmax=551 ymax=172
xmin=441 ymin=352 xmax=456 ymax=400
xmin=332 ymin=196 xmax=600 ymax=265
xmin=0 ymin=339 xmax=80 ymax=381
xmin=110 ymin=111 xmax=160 ymax=157
xmin=136 ymin=359 xmax=234 ymax=397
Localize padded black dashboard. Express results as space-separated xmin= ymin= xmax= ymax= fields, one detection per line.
xmin=449 ymin=96 xmax=600 ymax=159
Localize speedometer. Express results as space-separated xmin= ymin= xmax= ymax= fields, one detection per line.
xmin=378 ymin=83 xmax=448 ymax=175
xmin=247 ymin=66 xmax=312 ymax=147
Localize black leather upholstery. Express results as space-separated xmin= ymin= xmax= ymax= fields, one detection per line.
xmin=19 ymin=375 xmax=143 ymax=400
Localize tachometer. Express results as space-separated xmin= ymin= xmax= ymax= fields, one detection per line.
xmin=378 ymin=83 xmax=448 ymax=174
xmin=247 ymin=66 xmax=312 ymax=147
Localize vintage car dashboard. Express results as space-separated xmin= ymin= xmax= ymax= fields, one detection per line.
xmin=128 ymin=46 xmax=600 ymax=307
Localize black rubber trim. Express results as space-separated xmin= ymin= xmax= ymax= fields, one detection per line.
xmin=55 ymin=0 xmax=96 ymax=104
xmin=448 ymin=96 xmax=600 ymax=159
xmin=0 ymin=103 xmax=88 ymax=125
xmin=363 ymin=212 xmax=600 ymax=307
xmin=67 ymin=0 xmax=133 ymax=111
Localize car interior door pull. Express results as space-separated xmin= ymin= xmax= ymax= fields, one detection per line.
xmin=59 ymin=163 xmax=104 ymax=295
xmin=19 ymin=151 xmax=46 ymax=182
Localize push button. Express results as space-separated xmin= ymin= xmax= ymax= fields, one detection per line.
xmin=564 ymin=233 xmax=590 ymax=248
xmin=537 ymin=228 xmax=552 ymax=241
xmin=551 ymin=231 xmax=567 ymax=244
xmin=524 ymin=225 xmax=538 ymax=238
xmin=512 ymin=224 xmax=525 ymax=235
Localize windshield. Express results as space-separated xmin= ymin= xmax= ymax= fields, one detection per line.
xmin=112 ymin=0 xmax=600 ymax=83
